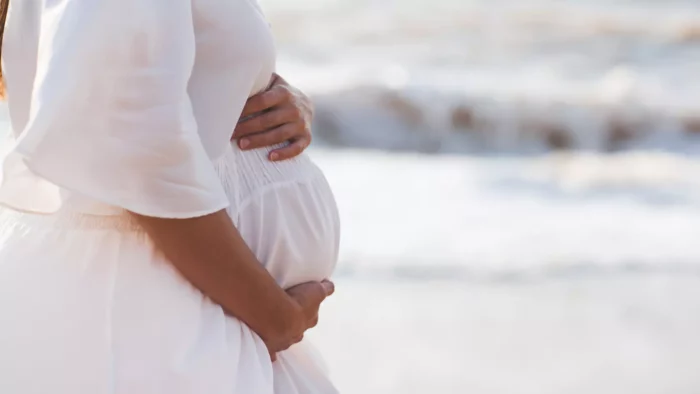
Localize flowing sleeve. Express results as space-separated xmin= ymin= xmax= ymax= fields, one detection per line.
xmin=0 ymin=0 xmax=229 ymax=218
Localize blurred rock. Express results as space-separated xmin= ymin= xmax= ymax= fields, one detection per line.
xmin=378 ymin=93 xmax=424 ymax=126
xmin=308 ymin=86 xmax=697 ymax=154
xmin=451 ymin=106 xmax=476 ymax=130
xmin=542 ymin=124 xmax=574 ymax=150
xmin=606 ymin=118 xmax=636 ymax=151
xmin=677 ymin=24 xmax=700 ymax=43
xmin=521 ymin=117 xmax=574 ymax=150
xmin=682 ymin=116 xmax=700 ymax=135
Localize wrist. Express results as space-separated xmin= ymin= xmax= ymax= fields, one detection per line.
xmin=263 ymin=295 xmax=305 ymax=342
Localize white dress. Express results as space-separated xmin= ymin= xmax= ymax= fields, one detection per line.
xmin=0 ymin=0 xmax=340 ymax=393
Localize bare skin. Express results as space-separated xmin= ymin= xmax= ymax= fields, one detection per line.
xmin=234 ymin=74 xmax=314 ymax=161
xmin=131 ymin=210 xmax=333 ymax=361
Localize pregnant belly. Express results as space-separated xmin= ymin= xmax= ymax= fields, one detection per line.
xmin=212 ymin=144 xmax=339 ymax=288
xmin=213 ymin=144 xmax=340 ymax=288
xmin=233 ymin=173 xmax=340 ymax=289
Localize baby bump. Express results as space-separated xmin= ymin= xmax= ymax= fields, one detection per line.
xmin=234 ymin=172 xmax=340 ymax=289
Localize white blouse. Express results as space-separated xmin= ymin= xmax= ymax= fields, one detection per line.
xmin=0 ymin=0 xmax=277 ymax=218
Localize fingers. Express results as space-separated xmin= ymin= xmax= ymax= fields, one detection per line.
xmin=267 ymin=332 xmax=303 ymax=362
xmin=302 ymin=282 xmax=329 ymax=306
xmin=234 ymin=105 xmax=300 ymax=138
xmin=240 ymin=84 xmax=292 ymax=119
xmin=309 ymin=315 xmax=319 ymax=328
xmin=267 ymin=137 xmax=310 ymax=161
xmin=321 ymin=279 xmax=335 ymax=296
xmin=236 ymin=122 xmax=302 ymax=152
xmin=287 ymin=280 xmax=334 ymax=307
xmin=284 ymin=280 xmax=334 ymax=334
xmin=233 ymin=75 xmax=315 ymax=161
xmin=271 ymin=73 xmax=287 ymax=86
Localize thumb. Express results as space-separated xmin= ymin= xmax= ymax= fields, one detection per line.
xmin=302 ymin=281 xmax=331 ymax=306
xmin=321 ymin=280 xmax=335 ymax=297
xmin=287 ymin=281 xmax=333 ymax=306
xmin=271 ymin=73 xmax=286 ymax=86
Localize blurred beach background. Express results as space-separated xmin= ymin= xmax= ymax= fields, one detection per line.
xmin=257 ymin=0 xmax=700 ymax=393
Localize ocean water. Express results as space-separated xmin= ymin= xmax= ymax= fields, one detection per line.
xmin=255 ymin=0 xmax=700 ymax=392
xmin=306 ymin=149 xmax=700 ymax=393
xmin=263 ymin=0 xmax=700 ymax=153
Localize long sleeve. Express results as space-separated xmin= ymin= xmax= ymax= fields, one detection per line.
xmin=0 ymin=0 xmax=229 ymax=217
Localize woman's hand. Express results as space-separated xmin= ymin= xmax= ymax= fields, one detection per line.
xmin=233 ymin=74 xmax=314 ymax=161
xmin=265 ymin=280 xmax=335 ymax=361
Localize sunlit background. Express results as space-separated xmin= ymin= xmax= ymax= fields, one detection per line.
xmin=0 ymin=1 xmax=697 ymax=393
xmin=258 ymin=0 xmax=700 ymax=393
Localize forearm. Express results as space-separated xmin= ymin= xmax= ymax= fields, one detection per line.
xmin=131 ymin=209 xmax=302 ymax=341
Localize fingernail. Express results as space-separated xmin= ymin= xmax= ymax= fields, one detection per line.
xmin=239 ymin=139 xmax=249 ymax=149
xmin=269 ymin=152 xmax=279 ymax=161
xmin=321 ymin=281 xmax=335 ymax=295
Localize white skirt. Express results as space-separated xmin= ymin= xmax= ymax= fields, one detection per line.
xmin=0 ymin=150 xmax=340 ymax=394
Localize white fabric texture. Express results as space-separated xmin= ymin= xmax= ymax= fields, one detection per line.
xmin=0 ymin=0 xmax=275 ymax=217
xmin=0 ymin=159 xmax=340 ymax=392
xmin=0 ymin=0 xmax=341 ymax=392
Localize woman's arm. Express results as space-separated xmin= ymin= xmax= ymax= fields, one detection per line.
xmin=132 ymin=210 xmax=311 ymax=347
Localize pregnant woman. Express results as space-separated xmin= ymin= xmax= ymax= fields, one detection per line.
xmin=0 ymin=0 xmax=340 ymax=393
